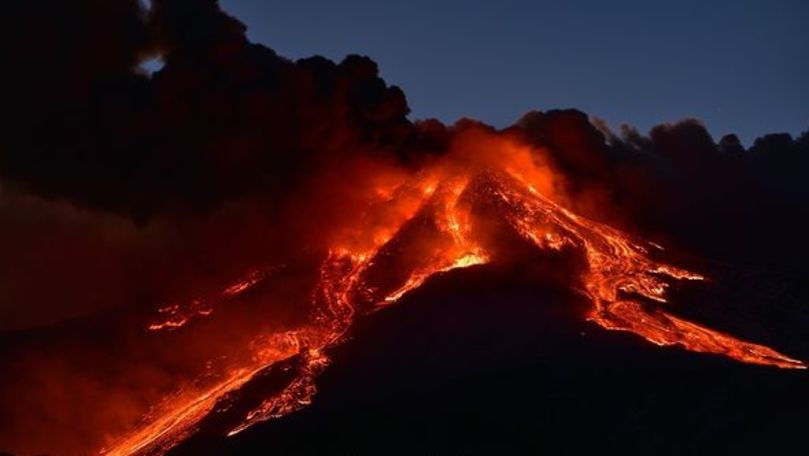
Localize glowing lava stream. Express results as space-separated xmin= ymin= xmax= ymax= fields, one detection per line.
xmin=103 ymin=159 xmax=804 ymax=455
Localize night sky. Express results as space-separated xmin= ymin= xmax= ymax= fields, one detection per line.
xmin=215 ymin=0 xmax=808 ymax=144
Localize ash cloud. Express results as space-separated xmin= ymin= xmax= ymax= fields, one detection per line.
xmin=2 ymin=0 xmax=415 ymax=219
xmin=512 ymin=110 xmax=809 ymax=266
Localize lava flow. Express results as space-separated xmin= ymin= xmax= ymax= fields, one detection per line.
xmin=103 ymin=134 xmax=804 ymax=456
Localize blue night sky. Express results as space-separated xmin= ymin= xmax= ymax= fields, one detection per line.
xmin=216 ymin=0 xmax=808 ymax=144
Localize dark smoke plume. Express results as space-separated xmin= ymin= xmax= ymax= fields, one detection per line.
xmin=3 ymin=0 xmax=415 ymax=218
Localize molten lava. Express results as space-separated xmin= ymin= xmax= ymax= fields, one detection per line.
xmin=103 ymin=135 xmax=804 ymax=455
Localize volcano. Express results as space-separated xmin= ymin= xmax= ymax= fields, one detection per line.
xmin=2 ymin=1 xmax=808 ymax=455
xmin=101 ymin=135 xmax=803 ymax=455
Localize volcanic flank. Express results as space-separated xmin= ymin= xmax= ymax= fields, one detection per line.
xmin=2 ymin=1 xmax=809 ymax=455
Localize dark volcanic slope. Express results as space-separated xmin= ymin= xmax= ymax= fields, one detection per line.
xmin=169 ymin=262 xmax=809 ymax=455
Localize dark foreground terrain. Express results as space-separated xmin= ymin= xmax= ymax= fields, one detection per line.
xmin=170 ymin=260 xmax=809 ymax=455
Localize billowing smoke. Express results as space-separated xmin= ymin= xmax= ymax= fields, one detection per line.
xmin=3 ymin=0 xmax=417 ymax=217
xmin=512 ymin=111 xmax=809 ymax=265
xmin=1 ymin=1 xmax=807 ymax=455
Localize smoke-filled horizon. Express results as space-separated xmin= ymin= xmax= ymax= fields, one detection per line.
xmin=216 ymin=0 xmax=809 ymax=145
xmin=2 ymin=1 xmax=808 ymax=455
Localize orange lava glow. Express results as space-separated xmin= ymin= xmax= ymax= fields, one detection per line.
xmin=147 ymin=268 xmax=275 ymax=331
xmin=102 ymin=133 xmax=804 ymax=455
